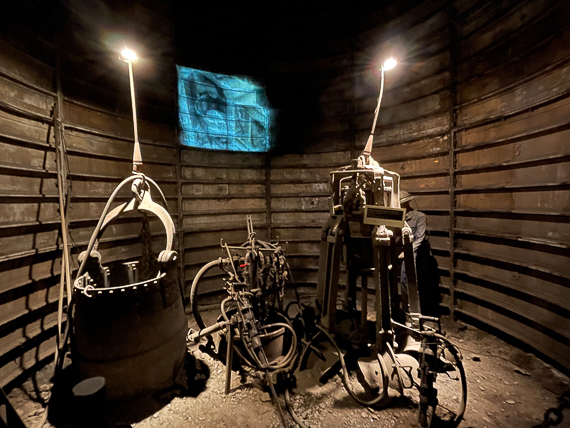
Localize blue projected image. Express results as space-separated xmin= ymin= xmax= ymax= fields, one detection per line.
xmin=177 ymin=65 xmax=273 ymax=152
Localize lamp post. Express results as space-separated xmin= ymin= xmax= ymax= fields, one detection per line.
xmin=362 ymin=57 xmax=398 ymax=157
xmin=119 ymin=48 xmax=142 ymax=172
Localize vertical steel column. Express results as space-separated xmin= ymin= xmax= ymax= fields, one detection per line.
xmin=360 ymin=275 xmax=368 ymax=331
xmin=447 ymin=0 xmax=458 ymax=318
xmin=225 ymin=326 xmax=234 ymax=394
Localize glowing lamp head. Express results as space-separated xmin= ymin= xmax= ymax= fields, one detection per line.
xmin=119 ymin=48 xmax=138 ymax=63
xmin=382 ymin=58 xmax=398 ymax=71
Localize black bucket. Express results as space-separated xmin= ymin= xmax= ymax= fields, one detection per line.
xmin=73 ymin=261 xmax=187 ymax=402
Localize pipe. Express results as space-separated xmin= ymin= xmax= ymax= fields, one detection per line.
xmin=187 ymin=320 xmax=230 ymax=344
xmin=362 ymin=67 xmax=386 ymax=157
xmin=127 ymin=60 xmax=142 ymax=172
xmin=190 ymin=260 xmax=224 ymax=330
xmin=316 ymin=325 xmax=390 ymax=407
xmin=285 ymin=388 xmax=309 ymax=428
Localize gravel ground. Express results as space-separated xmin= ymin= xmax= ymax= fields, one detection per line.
xmin=7 ymin=289 xmax=570 ymax=428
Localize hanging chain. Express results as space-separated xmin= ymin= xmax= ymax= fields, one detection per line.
xmin=534 ymin=390 xmax=570 ymax=428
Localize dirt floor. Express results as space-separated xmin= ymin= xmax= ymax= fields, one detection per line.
xmin=7 ymin=288 xmax=570 ymax=428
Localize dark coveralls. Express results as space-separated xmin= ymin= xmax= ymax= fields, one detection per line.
xmin=400 ymin=209 xmax=428 ymax=290
xmin=400 ymin=209 xmax=440 ymax=316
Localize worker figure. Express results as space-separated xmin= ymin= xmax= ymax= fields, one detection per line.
xmin=399 ymin=190 xmax=440 ymax=316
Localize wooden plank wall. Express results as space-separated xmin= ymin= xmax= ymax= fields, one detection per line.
xmin=451 ymin=0 xmax=570 ymax=371
xmin=0 ymin=1 xmax=178 ymax=388
xmin=261 ymin=4 xmax=358 ymax=284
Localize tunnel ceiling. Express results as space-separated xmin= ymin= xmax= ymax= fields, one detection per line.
xmin=0 ymin=0 xmax=428 ymax=153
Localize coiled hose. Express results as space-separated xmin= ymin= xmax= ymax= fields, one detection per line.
xmin=190 ymin=259 xmax=298 ymax=372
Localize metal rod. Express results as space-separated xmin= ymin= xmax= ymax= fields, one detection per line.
xmin=360 ymin=275 xmax=368 ymax=330
xmin=264 ymin=365 xmax=287 ymax=427
xmin=362 ymin=67 xmax=385 ymax=157
xmin=370 ymin=67 xmax=385 ymax=137
xmin=127 ymin=60 xmax=142 ymax=172
xmin=225 ymin=325 xmax=234 ymax=395
xmin=187 ymin=320 xmax=230 ymax=343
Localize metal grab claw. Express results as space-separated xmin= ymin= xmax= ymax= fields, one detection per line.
xmin=75 ymin=173 xmax=177 ymax=289
xmin=96 ymin=177 xmax=176 ymax=262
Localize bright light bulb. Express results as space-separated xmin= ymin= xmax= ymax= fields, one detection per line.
xmin=119 ymin=48 xmax=138 ymax=63
xmin=382 ymin=58 xmax=398 ymax=71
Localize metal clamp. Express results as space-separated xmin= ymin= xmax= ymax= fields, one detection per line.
xmin=74 ymin=173 xmax=176 ymax=289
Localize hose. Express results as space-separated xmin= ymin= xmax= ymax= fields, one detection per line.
xmin=222 ymin=306 xmax=297 ymax=371
xmin=433 ymin=332 xmax=467 ymax=423
xmin=76 ymin=174 xmax=141 ymax=279
xmin=76 ymin=173 xmax=169 ymax=280
xmin=311 ymin=325 xmax=390 ymax=407
xmin=258 ymin=323 xmax=298 ymax=370
xmin=190 ymin=259 xmax=224 ymax=330
xmin=285 ymin=388 xmax=309 ymax=428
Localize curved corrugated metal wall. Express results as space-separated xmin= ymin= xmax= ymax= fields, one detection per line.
xmin=0 ymin=0 xmax=568 ymax=388
xmin=450 ymin=0 xmax=570 ymax=372
xmin=263 ymin=0 xmax=570 ymax=375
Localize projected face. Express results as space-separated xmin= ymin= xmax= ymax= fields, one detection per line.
xmin=177 ymin=66 xmax=272 ymax=152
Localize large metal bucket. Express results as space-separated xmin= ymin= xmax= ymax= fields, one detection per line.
xmin=72 ymin=175 xmax=187 ymax=402
xmin=73 ymin=262 xmax=187 ymax=402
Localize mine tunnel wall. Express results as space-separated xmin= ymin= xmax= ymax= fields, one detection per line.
xmin=351 ymin=0 xmax=570 ymax=372
xmin=448 ymin=0 xmax=570 ymax=372
xmin=0 ymin=0 xmax=179 ymax=388
xmin=0 ymin=0 xmax=569 ymax=389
